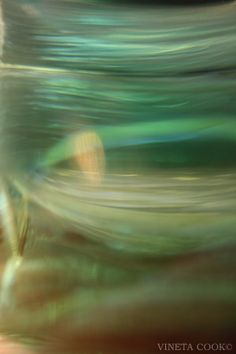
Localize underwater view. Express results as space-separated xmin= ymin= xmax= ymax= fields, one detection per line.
xmin=0 ymin=0 xmax=236 ymax=353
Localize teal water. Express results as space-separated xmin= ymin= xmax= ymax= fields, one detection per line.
xmin=0 ymin=1 xmax=236 ymax=353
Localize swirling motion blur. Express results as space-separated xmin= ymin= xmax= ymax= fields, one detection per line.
xmin=1 ymin=0 xmax=236 ymax=255
xmin=0 ymin=1 xmax=236 ymax=352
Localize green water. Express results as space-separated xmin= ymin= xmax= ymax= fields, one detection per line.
xmin=0 ymin=1 xmax=236 ymax=353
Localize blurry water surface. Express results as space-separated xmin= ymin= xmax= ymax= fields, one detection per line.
xmin=0 ymin=1 xmax=236 ymax=353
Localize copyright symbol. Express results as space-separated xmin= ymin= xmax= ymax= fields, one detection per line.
xmin=226 ymin=344 xmax=233 ymax=351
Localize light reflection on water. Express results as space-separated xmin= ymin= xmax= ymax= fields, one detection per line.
xmin=0 ymin=1 xmax=236 ymax=353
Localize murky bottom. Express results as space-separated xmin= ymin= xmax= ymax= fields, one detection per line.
xmin=0 ymin=1 xmax=236 ymax=353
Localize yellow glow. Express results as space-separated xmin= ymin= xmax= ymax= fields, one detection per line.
xmin=73 ymin=131 xmax=105 ymax=185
